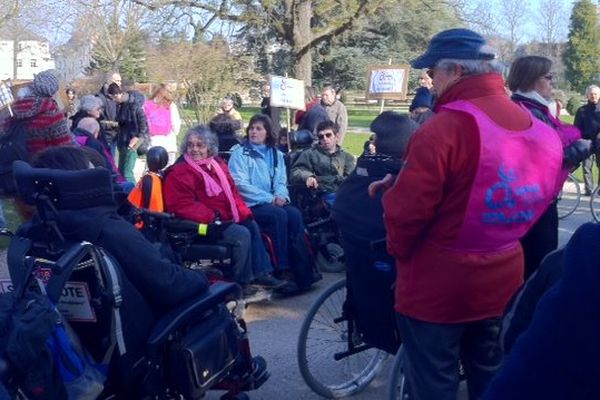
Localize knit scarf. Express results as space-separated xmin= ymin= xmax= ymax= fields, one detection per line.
xmin=183 ymin=154 xmax=240 ymax=222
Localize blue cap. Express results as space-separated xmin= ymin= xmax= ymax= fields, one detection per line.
xmin=411 ymin=28 xmax=495 ymax=69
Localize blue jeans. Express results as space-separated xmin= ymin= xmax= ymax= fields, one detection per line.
xmin=219 ymin=220 xmax=272 ymax=285
xmin=396 ymin=313 xmax=502 ymax=400
xmin=322 ymin=192 xmax=336 ymax=209
xmin=251 ymin=204 xmax=304 ymax=270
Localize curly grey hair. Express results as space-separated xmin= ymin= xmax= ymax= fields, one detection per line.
xmin=79 ymin=95 xmax=104 ymax=112
xmin=180 ymin=125 xmax=219 ymax=157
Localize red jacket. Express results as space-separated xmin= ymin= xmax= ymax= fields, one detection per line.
xmin=164 ymin=158 xmax=252 ymax=224
xmin=383 ymin=73 xmax=532 ymax=323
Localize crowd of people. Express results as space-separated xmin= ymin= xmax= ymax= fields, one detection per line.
xmin=1 ymin=25 xmax=600 ymax=399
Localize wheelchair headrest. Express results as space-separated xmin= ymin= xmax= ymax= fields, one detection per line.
xmin=13 ymin=160 xmax=114 ymax=209
xmin=290 ymin=129 xmax=314 ymax=149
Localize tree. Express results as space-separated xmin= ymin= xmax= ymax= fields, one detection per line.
xmin=83 ymin=0 xmax=152 ymax=82
xmin=146 ymin=36 xmax=261 ymax=125
xmin=130 ymin=0 xmax=387 ymax=85
xmin=563 ymin=0 xmax=600 ymax=92
xmin=536 ymin=0 xmax=568 ymax=58
xmin=498 ymin=0 xmax=531 ymax=60
xmin=313 ymin=0 xmax=462 ymax=89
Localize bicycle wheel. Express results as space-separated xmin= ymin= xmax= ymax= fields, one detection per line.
xmin=557 ymin=174 xmax=580 ymax=219
xmin=297 ymin=278 xmax=387 ymax=398
xmin=386 ymin=345 xmax=408 ymax=400
xmin=590 ymin=186 xmax=600 ymax=222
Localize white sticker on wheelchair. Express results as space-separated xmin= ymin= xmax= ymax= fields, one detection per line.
xmin=57 ymin=282 xmax=97 ymax=322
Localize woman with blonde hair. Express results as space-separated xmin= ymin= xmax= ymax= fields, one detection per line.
xmin=143 ymin=83 xmax=181 ymax=164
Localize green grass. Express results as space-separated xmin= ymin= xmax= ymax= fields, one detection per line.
xmin=0 ymin=198 xmax=23 ymax=249
xmin=184 ymin=104 xmax=408 ymax=130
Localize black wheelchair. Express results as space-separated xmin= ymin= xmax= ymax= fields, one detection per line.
xmin=1 ymin=161 xmax=269 ymax=399
xmin=296 ymin=235 xmax=410 ymax=399
xmin=288 ymin=185 xmax=345 ymax=274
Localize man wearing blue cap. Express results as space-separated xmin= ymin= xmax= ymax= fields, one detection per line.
xmin=382 ymin=29 xmax=565 ymax=399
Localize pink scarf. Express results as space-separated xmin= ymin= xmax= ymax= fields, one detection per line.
xmin=184 ymin=154 xmax=240 ymax=222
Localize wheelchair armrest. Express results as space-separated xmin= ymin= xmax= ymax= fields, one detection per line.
xmin=147 ymin=281 xmax=242 ymax=350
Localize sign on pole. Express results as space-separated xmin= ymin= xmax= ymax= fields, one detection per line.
xmin=270 ymin=76 xmax=306 ymax=111
xmin=366 ymin=65 xmax=410 ymax=101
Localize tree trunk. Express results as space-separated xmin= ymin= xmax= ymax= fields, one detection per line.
xmin=292 ymin=0 xmax=313 ymax=85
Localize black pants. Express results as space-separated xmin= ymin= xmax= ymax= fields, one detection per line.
xmin=520 ymin=201 xmax=558 ymax=280
xmin=396 ymin=314 xmax=502 ymax=400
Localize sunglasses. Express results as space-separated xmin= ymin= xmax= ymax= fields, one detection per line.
xmin=317 ymin=132 xmax=334 ymax=140
xmin=426 ymin=69 xmax=434 ymax=79
xmin=543 ymin=74 xmax=554 ymax=81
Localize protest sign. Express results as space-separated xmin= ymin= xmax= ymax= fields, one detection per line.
xmin=366 ymin=65 xmax=410 ymax=100
xmin=270 ymin=76 xmax=306 ymax=111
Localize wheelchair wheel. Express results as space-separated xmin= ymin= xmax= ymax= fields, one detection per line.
xmin=387 ymin=345 xmax=408 ymax=400
xmin=315 ymin=242 xmax=345 ymax=273
xmin=590 ymin=185 xmax=600 ymax=222
xmin=297 ymin=278 xmax=387 ymax=398
xmin=557 ymin=174 xmax=580 ymax=219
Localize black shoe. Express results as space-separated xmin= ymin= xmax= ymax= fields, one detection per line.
xmin=273 ymin=281 xmax=301 ymax=297
xmin=585 ymin=190 xmax=593 ymax=196
xmin=252 ymin=273 xmax=287 ymax=289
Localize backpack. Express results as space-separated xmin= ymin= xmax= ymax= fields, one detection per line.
xmin=0 ymin=119 xmax=29 ymax=196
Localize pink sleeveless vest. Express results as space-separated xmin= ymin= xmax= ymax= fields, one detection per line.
xmin=144 ymin=100 xmax=172 ymax=136
xmin=441 ymin=100 xmax=563 ymax=252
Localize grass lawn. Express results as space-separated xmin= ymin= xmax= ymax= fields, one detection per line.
xmin=0 ymin=198 xmax=23 ymax=249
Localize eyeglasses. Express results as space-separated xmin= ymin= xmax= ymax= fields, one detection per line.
xmin=426 ymin=69 xmax=434 ymax=79
xmin=543 ymin=74 xmax=554 ymax=81
xmin=186 ymin=142 xmax=206 ymax=149
xmin=317 ymin=132 xmax=334 ymax=140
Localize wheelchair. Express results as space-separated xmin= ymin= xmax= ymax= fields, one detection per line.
xmin=288 ymin=185 xmax=345 ymax=273
xmin=1 ymin=161 xmax=269 ymax=399
xmin=296 ymin=234 xmax=407 ymax=399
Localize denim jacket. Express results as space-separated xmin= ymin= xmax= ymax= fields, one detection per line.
xmin=228 ymin=141 xmax=290 ymax=207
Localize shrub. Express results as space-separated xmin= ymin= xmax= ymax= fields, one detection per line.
xmin=566 ymin=96 xmax=582 ymax=116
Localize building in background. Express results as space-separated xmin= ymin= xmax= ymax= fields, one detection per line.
xmin=0 ymin=27 xmax=55 ymax=81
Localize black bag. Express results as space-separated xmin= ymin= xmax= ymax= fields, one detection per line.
xmin=166 ymin=304 xmax=241 ymax=399
xmin=0 ymin=120 xmax=29 ymax=195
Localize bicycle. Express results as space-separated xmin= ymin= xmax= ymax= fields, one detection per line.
xmin=590 ymin=185 xmax=600 ymax=222
xmin=557 ymin=173 xmax=581 ymax=219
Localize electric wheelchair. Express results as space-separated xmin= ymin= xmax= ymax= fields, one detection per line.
xmin=0 ymin=160 xmax=269 ymax=399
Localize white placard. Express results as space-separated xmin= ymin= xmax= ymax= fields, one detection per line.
xmin=269 ymin=76 xmax=306 ymax=111
xmin=366 ymin=65 xmax=410 ymax=100
xmin=0 ymin=279 xmax=97 ymax=322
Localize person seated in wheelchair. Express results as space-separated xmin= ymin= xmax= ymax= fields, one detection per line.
xmin=16 ymin=145 xmax=212 ymax=396
xmin=228 ymin=114 xmax=319 ymax=294
xmin=289 ymin=120 xmax=355 ymax=208
xmin=331 ymin=111 xmax=418 ymax=354
xmin=163 ymin=126 xmax=287 ymax=295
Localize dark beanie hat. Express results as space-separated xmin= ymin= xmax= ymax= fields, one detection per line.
xmin=409 ymin=87 xmax=434 ymax=112
xmin=411 ymin=28 xmax=495 ymax=69
xmin=370 ymin=111 xmax=419 ymax=157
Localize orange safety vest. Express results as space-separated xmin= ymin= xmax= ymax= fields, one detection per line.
xmin=128 ymin=172 xmax=164 ymax=212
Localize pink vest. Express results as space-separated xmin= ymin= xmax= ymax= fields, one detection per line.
xmin=441 ymin=100 xmax=563 ymax=252
xmin=144 ymin=100 xmax=172 ymax=136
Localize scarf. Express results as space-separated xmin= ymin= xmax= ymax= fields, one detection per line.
xmin=184 ymin=154 xmax=240 ymax=222
xmin=514 ymin=90 xmax=551 ymax=108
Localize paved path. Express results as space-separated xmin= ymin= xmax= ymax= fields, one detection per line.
xmin=0 ymin=194 xmax=592 ymax=399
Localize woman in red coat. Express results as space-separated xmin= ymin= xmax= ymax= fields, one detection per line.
xmin=164 ymin=126 xmax=285 ymax=293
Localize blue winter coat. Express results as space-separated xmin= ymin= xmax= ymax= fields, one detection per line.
xmin=484 ymin=222 xmax=600 ymax=400
xmin=228 ymin=141 xmax=289 ymax=207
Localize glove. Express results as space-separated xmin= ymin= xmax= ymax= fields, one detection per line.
xmin=563 ymin=139 xmax=592 ymax=168
xmin=197 ymin=221 xmax=233 ymax=239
